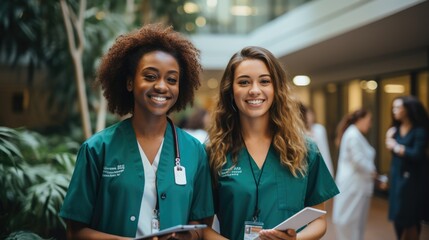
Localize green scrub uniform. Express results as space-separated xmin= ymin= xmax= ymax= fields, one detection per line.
xmin=59 ymin=118 xmax=214 ymax=237
xmin=215 ymin=140 xmax=339 ymax=240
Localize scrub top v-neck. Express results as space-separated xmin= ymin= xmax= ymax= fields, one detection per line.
xmin=136 ymin=139 xmax=163 ymax=237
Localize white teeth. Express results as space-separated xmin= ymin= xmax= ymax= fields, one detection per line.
xmin=152 ymin=96 xmax=167 ymax=102
xmin=247 ymin=100 xmax=263 ymax=104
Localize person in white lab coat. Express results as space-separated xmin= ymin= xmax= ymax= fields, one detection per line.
xmin=332 ymin=109 xmax=376 ymax=240
xmin=298 ymin=104 xmax=335 ymax=177
xmin=306 ymin=107 xmax=335 ymax=177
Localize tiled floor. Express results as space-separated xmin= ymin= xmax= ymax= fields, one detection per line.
xmin=322 ymin=194 xmax=429 ymax=240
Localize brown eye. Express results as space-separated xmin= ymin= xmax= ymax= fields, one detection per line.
xmin=144 ymin=74 xmax=157 ymax=81
xmin=167 ymin=77 xmax=178 ymax=84
xmin=237 ymin=80 xmax=250 ymax=86
xmin=260 ymin=79 xmax=271 ymax=85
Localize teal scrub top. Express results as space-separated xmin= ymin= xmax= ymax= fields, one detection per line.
xmin=215 ymin=140 xmax=339 ymax=240
xmin=59 ymin=118 xmax=214 ymax=237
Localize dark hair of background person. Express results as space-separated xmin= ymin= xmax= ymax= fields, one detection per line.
xmin=298 ymin=102 xmax=310 ymax=130
xmin=96 ymin=23 xmax=202 ymax=116
xmin=182 ymin=108 xmax=208 ymax=130
xmin=207 ymin=46 xmax=307 ymax=180
xmin=335 ymin=109 xmax=369 ymax=147
xmin=390 ymin=95 xmax=429 ymax=131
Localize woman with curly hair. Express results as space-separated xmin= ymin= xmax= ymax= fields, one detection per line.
xmin=59 ymin=24 xmax=213 ymax=239
xmin=204 ymin=46 xmax=339 ymax=240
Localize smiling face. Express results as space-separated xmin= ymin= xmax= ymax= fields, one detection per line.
xmin=127 ymin=51 xmax=180 ymax=118
xmin=232 ymin=59 xmax=274 ymax=120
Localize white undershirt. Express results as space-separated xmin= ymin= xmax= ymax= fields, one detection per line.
xmin=135 ymin=139 xmax=163 ymax=237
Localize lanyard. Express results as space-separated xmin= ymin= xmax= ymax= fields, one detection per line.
xmin=155 ymin=117 xmax=181 ymax=213
xmin=244 ymin=142 xmax=267 ymax=222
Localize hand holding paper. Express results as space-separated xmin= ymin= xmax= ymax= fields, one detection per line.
xmin=134 ymin=224 xmax=207 ymax=240
xmin=253 ymin=207 xmax=326 ymax=240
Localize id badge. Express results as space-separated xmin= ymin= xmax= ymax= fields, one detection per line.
xmin=243 ymin=221 xmax=264 ymax=240
xmin=174 ymin=165 xmax=187 ymax=185
xmin=151 ymin=210 xmax=159 ymax=234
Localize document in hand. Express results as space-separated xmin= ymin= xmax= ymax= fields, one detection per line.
xmin=134 ymin=224 xmax=207 ymax=239
xmin=253 ymin=207 xmax=326 ymax=240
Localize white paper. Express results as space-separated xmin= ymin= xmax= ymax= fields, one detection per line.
xmin=135 ymin=224 xmax=207 ymax=239
xmin=253 ymin=207 xmax=326 ymax=240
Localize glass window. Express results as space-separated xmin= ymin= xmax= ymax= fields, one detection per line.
xmin=192 ymin=0 xmax=313 ymax=34
xmin=378 ymin=75 xmax=411 ymax=174
xmin=417 ymin=71 xmax=428 ymax=110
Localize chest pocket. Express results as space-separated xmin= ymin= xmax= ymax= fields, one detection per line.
xmin=276 ymin=169 xmax=306 ymax=211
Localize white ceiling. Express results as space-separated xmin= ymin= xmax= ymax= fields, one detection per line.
xmin=194 ymin=0 xmax=429 ymax=87
xmin=280 ymin=0 xmax=429 ymax=85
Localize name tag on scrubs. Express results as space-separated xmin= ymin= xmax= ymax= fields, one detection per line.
xmin=244 ymin=221 xmax=264 ymax=240
xmin=174 ymin=165 xmax=187 ymax=185
xmin=151 ymin=210 xmax=159 ymax=233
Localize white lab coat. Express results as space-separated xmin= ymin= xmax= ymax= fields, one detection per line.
xmin=332 ymin=124 xmax=375 ymax=240
xmin=311 ymin=123 xmax=334 ymax=177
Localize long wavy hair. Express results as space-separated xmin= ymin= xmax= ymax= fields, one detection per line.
xmin=206 ymin=46 xmax=307 ymax=182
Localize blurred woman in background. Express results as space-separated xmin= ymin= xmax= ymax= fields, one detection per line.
xmin=385 ymin=95 xmax=429 ymax=240
xmin=299 ymin=104 xmax=334 ymax=177
xmin=333 ymin=109 xmax=376 ymax=240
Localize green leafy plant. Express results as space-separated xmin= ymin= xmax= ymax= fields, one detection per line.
xmin=0 ymin=126 xmax=79 ymax=239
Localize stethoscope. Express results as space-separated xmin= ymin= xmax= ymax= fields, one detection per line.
xmin=153 ymin=117 xmax=184 ymax=221
xmin=166 ymin=117 xmax=182 ymax=168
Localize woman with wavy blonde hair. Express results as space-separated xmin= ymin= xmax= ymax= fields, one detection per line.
xmin=204 ymin=46 xmax=338 ymax=240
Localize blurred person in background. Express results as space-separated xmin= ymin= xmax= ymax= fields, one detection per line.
xmin=332 ymin=109 xmax=376 ymax=240
xmin=59 ymin=24 xmax=213 ymax=240
xmin=385 ymin=95 xmax=429 ymax=240
xmin=299 ymin=104 xmax=334 ymax=177
xmin=181 ymin=107 xmax=210 ymax=144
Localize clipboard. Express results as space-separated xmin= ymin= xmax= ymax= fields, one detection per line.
xmin=134 ymin=224 xmax=207 ymax=239
xmin=253 ymin=207 xmax=326 ymax=240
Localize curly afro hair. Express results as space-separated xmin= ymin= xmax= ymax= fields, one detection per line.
xmin=97 ymin=23 xmax=202 ymax=116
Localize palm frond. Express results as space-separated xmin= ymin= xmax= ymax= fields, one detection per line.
xmin=0 ymin=127 xmax=24 ymax=162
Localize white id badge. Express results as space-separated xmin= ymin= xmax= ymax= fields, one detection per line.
xmin=243 ymin=221 xmax=264 ymax=240
xmin=151 ymin=210 xmax=159 ymax=233
xmin=151 ymin=218 xmax=159 ymax=233
xmin=174 ymin=165 xmax=187 ymax=185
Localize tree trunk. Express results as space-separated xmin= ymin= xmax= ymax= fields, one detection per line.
xmin=95 ymin=88 xmax=107 ymax=132
xmin=59 ymin=0 xmax=92 ymax=139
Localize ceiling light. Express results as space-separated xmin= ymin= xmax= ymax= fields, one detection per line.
xmin=196 ymin=16 xmax=206 ymax=27
xmin=184 ymin=2 xmax=199 ymax=14
xmin=231 ymin=6 xmax=254 ymax=16
xmin=384 ymin=84 xmax=404 ymax=93
xmin=366 ymin=80 xmax=377 ymax=90
xmin=293 ymin=75 xmax=311 ymax=86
